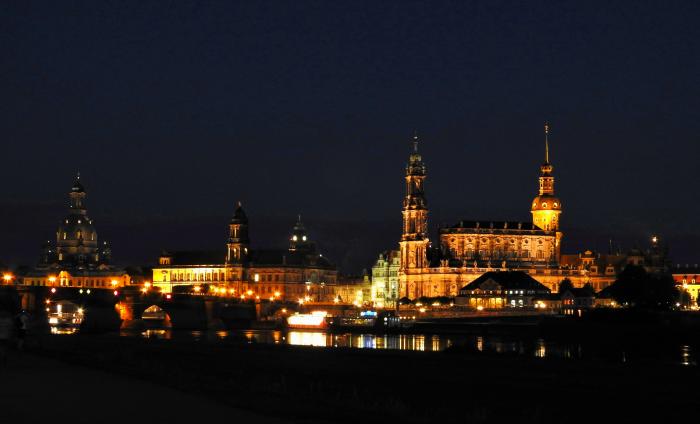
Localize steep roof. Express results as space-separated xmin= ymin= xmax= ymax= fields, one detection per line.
xmin=165 ymin=251 xmax=226 ymax=266
xmin=459 ymin=271 xmax=550 ymax=293
xmin=442 ymin=220 xmax=550 ymax=234
xmin=250 ymin=249 xmax=334 ymax=269
xmin=160 ymin=249 xmax=335 ymax=269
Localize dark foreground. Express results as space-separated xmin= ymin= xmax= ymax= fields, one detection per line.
xmin=9 ymin=332 xmax=700 ymax=423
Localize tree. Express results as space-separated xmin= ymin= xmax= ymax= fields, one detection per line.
xmin=558 ymin=278 xmax=573 ymax=294
xmin=679 ymin=290 xmax=692 ymax=308
xmin=605 ymin=265 xmax=678 ymax=309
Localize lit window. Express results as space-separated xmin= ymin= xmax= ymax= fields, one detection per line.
xmin=542 ymin=202 xmax=548 ymax=208
xmin=254 ymin=274 xmax=260 ymax=282
xmin=292 ymin=235 xmax=298 ymax=241
xmin=302 ymin=235 xmax=307 ymax=241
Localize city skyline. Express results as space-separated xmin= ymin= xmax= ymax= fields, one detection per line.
xmin=2 ymin=127 xmax=688 ymax=274
xmin=2 ymin=1 xmax=699 ymax=269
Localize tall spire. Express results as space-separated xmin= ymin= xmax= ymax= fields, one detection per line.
xmin=412 ymin=130 xmax=419 ymax=153
xmin=544 ymin=122 xmax=550 ymax=164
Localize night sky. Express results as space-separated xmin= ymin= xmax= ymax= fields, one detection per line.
xmin=2 ymin=1 xmax=699 ymax=272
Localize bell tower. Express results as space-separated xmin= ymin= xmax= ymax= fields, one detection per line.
xmin=530 ymin=123 xmax=563 ymax=261
xmin=399 ymin=134 xmax=429 ymax=271
xmin=227 ymin=201 xmax=250 ymax=265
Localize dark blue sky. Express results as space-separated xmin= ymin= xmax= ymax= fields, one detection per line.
xmin=2 ymin=1 xmax=699 ymax=271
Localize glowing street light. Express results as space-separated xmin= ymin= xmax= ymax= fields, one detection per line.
xmin=193 ymin=285 xmax=201 ymax=293
xmin=111 ymin=280 xmax=118 ymax=287
xmin=3 ymin=273 xmax=13 ymax=283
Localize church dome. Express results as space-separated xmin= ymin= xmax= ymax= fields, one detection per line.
xmin=57 ymin=214 xmax=98 ymax=244
xmin=531 ymin=194 xmax=562 ymax=211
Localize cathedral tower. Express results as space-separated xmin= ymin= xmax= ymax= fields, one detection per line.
xmin=531 ymin=123 xmax=563 ymax=260
xmin=399 ymin=134 xmax=429 ymax=270
xmin=226 ymin=201 xmax=250 ymax=265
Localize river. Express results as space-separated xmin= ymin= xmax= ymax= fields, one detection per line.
xmin=109 ymin=327 xmax=699 ymax=366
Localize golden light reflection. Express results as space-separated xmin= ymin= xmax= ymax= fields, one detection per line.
xmin=287 ymin=331 xmax=328 ymax=347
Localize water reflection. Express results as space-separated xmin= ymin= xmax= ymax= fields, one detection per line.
xmin=288 ymin=331 xmax=329 ymax=347
xmin=681 ymin=345 xmax=695 ymax=366
xmin=50 ymin=326 xmax=78 ymax=335
xmin=535 ymin=338 xmax=546 ymax=358
xmin=112 ymin=328 xmax=698 ymax=366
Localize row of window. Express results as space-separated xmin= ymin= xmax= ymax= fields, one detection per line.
xmin=449 ymin=237 xmax=545 ymax=245
xmin=60 ymin=231 xmax=96 ymax=241
xmin=452 ymin=249 xmax=550 ymax=259
xmin=24 ymin=278 xmax=117 ymax=287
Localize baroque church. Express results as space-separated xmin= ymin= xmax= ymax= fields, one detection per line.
xmin=23 ymin=175 xmax=131 ymax=289
xmin=399 ymin=125 xmax=581 ymax=300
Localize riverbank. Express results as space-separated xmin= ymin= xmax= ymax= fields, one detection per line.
xmin=21 ymin=332 xmax=700 ymax=423
xmin=0 ymin=349 xmax=290 ymax=424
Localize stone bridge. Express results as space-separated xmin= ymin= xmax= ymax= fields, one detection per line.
xmin=9 ymin=286 xmax=262 ymax=331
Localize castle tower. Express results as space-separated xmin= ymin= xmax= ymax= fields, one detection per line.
xmin=531 ymin=123 xmax=563 ymax=260
xmin=226 ymin=201 xmax=250 ymax=265
xmin=399 ymin=134 xmax=429 ymax=271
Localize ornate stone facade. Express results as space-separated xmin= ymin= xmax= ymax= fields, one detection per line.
xmin=398 ymin=128 xmax=577 ymax=300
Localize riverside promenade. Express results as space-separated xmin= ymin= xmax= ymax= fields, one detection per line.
xmin=0 ymin=351 xmax=289 ymax=424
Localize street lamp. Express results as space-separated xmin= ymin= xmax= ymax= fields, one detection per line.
xmin=2 ymin=273 xmax=13 ymax=284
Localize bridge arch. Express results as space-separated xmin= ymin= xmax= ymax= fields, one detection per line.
xmin=142 ymin=304 xmax=172 ymax=328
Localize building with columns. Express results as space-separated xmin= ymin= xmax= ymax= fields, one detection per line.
xmin=397 ymin=126 xmax=609 ymax=300
xmin=22 ymin=175 xmax=131 ymax=289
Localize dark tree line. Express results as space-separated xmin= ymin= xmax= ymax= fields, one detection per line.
xmin=603 ymin=265 xmax=679 ymax=309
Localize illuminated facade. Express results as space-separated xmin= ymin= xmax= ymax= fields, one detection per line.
xmin=398 ymin=127 xmax=587 ymax=300
xmin=455 ymin=271 xmax=551 ymax=309
xmin=152 ymin=207 xmax=338 ymax=301
xmin=671 ymin=264 xmax=700 ymax=303
xmin=23 ymin=175 xmax=130 ymax=289
xmin=371 ymin=250 xmax=400 ymax=308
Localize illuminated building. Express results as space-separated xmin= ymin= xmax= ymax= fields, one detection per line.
xmin=671 ymin=264 xmax=700 ymax=303
xmin=393 ymin=127 xmax=674 ymax=301
xmin=371 ymin=250 xmax=400 ymax=308
xmin=455 ymin=271 xmax=551 ymax=309
xmin=394 ymin=125 xmax=655 ymax=299
xmin=398 ymin=127 xmax=571 ymax=299
xmin=152 ymin=207 xmax=337 ymax=301
xmin=22 ymin=174 xmax=130 ymax=289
